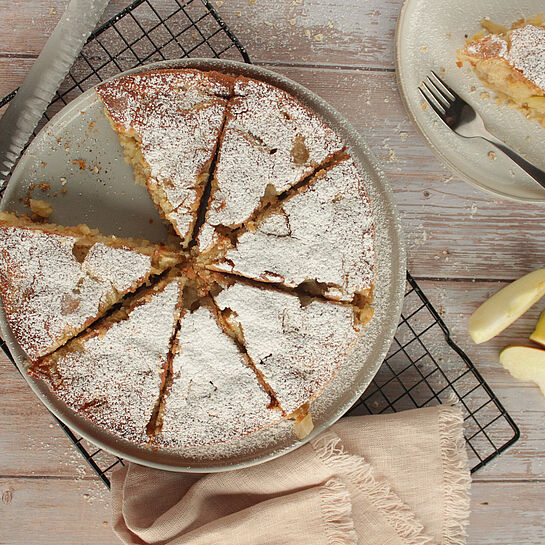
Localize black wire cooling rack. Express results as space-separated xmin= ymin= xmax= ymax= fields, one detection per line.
xmin=0 ymin=0 xmax=519 ymax=488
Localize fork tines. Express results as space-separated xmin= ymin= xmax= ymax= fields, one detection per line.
xmin=418 ymin=71 xmax=458 ymax=115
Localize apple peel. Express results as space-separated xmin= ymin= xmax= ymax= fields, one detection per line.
xmin=469 ymin=269 xmax=545 ymax=344
xmin=499 ymin=345 xmax=545 ymax=398
xmin=530 ymin=309 xmax=545 ymax=348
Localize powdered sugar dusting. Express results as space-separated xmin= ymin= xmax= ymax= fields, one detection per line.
xmin=214 ymin=282 xmax=360 ymax=416
xmin=204 ymin=76 xmax=345 ymax=229
xmin=96 ymin=70 xmax=231 ymax=242
xmin=466 ymin=33 xmax=508 ymax=58
xmin=156 ymin=304 xmax=281 ymax=449
xmin=465 ymin=25 xmax=545 ymax=91
xmin=35 ymin=278 xmax=182 ymax=445
xmin=209 ymin=157 xmax=376 ymax=302
xmin=0 ymin=225 xmax=154 ymax=361
xmin=507 ymin=25 xmax=545 ymax=90
xmin=83 ymin=243 xmax=151 ymax=293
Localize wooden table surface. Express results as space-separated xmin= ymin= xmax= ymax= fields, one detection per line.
xmin=1 ymin=0 xmax=545 ymax=543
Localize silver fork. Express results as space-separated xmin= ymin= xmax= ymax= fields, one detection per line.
xmin=419 ymin=71 xmax=545 ymax=189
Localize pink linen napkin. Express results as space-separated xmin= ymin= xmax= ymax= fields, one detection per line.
xmin=111 ymin=405 xmax=471 ymax=545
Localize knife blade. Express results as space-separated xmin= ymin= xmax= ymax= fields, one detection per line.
xmin=0 ymin=0 xmax=110 ymax=188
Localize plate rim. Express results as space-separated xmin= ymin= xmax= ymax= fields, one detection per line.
xmin=395 ymin=0 xmax=545 ymax=205
xmin=0 ymin=57 xmax=406 ymax=472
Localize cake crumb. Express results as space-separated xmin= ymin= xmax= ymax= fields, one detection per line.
xmin=289 ymin=18 xmax=296 ymax=25
xmin=72 ymin=159 xmax=86 ymax=170
xmin=314 ymin=33 xmax=324 ymax=41
xmin=488 ymin=151 xmax=496 ymax=160
xmin=29 ymin=199 xmax=53 ymax=219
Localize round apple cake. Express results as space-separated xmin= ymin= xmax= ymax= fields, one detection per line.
xmin=0 ymin=68 xmax=376 ymax=449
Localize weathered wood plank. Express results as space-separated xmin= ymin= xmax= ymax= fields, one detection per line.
xmin=0 ymin=0 xmax=401 ymax=69
xmin=469 ymin=482 xmax=545 ymax=545
xmin=0 ymin=478 xmax=114 ymax=545
xmin=0 ymin=476 xmax=544 ymax=545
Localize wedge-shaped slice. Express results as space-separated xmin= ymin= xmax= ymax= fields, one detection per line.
xmin=29 ymin=274 xmax=184 ymax=445
xmin=213 ymin=280 xmax=360 ymax=417
xmin=499 ymin=345 xmax=545 ymax=397
xmin=199 ymin=76 xmax=345 ymax=250
xmin=206 ymin=157 xmax=376 ymax=307
xmin=0 ymin=212 xmax=180 ymax=361
xmin=469 ymin=269 xmax=545 ymax=344
xmin=96 ymin=69 xmax=234 ymax=246
xmin=153 ymin=303 xmax=281 ymax=449
xmin=457 ymin=18 xmax=545 ymax=126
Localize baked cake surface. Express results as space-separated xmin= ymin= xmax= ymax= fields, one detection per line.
xmin=154 ymin=303 xmax=280 ymax=449
xmin=0 ymin=212 xmax=179 ymax=361
xmin=96 ymin=69 xmax=234 ymax=246
xmin=198 ymin=76 xmax=345 ymax=251
xmin=29 ymin=275 xmax=184 ymax=445
xmin=5 ymin=68 xmax=380 ymax=452
xmin=213 ymin=281 xmax=360 ymax=417
xmin=458 ymin=17 xmax=545 ymax=125
xmin=206 ymin=157 xmax=376 ymax=305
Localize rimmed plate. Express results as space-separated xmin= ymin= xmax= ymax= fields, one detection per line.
xmin=0 ymin=59 xmax=405 ymax=472
xmin=396 ymin=0 xmax=545 ymax=203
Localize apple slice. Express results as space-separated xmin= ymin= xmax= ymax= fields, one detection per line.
xmin=499 ymin=346 xmax=545 ymax=397
xmin=469 ymin=269 xmax=545 ymax=344
xmin=530 ymin=309 xmax=545 ymax=347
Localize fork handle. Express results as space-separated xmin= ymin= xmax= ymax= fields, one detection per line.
xmin=482 ymin=135 xmax=545 ymax=189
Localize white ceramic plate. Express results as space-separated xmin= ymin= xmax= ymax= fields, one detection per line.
xmin=0 ymin=59 xmax=406 ymax=472
xmin=396 ymin=0 xmax=545 ymax=203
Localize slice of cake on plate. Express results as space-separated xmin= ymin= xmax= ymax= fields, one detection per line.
xmin=212 ymin=278 xmax=361 ymax=422
xmin=198 ymin=76 xmax=346 ymax=252
xmin=457 ymin=15 xmax=545 ymax=126
xmin=153 ymin=301 xmax=281 ymax=449
xmin=29 ymin=274 xmax=184 ymax=445
xmin=0 ymin=212 xmax=180 ymax=361
xmin=203 ymin=156 xmax=376 ymax=320
xmin=96 ymin=69 xmax=235 ymax=246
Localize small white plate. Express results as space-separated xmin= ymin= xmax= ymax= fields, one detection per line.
xmin=396 ymin=0 xmax=545 ymax=203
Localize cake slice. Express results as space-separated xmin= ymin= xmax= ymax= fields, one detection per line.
xmin=0 ymin=212 xmax=180 ymax=361
xmin=457 ymin=16 xmax=545 ymax=126
xmin=95 ymin=69 xmax=234 ymax=246
xmin=29 ymin=274 xmax=184 ymax=445
xmin=212 ymin=278 xmax=361 ymax=418
xmin=198 ymin=76 xmax=345 ymax=252
xmin=204 ymin=157 xmax=376 ymax=312
xmin=153 ymin=301 xmax=281 ymax=449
